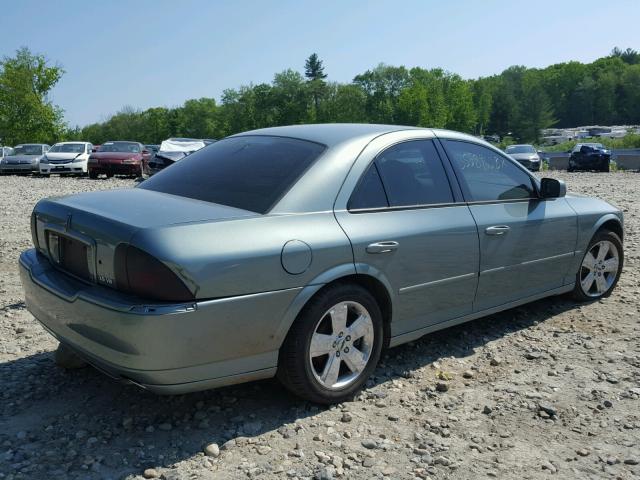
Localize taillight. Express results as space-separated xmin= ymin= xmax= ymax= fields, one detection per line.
xmin=114 ymin=245 xmax=194 ymax=302
xmin=31 ymin=212 xmax=39 ymax=249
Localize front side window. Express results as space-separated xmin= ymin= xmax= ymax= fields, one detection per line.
xmin=374 ymin=140 xmax=454 ymax=207
xmin=442 ymin=140 xmax=535 ymax=202
xmin=140 ymin=136 xmax=325 ymax=214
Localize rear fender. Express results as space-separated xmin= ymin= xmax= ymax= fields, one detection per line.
xmin=272 ymin=262 xmax=396 ymax=348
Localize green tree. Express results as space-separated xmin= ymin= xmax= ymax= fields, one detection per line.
xmin=0 ymin=47 xmax=65 ymax=145
xmin=178 ymin=98 xmax=219 ymax=139
xmin=610 ymin=47 xmax=640 ymax=65
xmin=304 ymin=53 xmax=328 ymax=121
xmin=271 ymin=69 xmax=310 ymax=125
xmin=354 ymin=64 xmax=409 ymax=123
xmin=513 ymin=72 xmax=556 ymax=142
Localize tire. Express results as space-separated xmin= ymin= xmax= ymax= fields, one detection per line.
xmin=88 ymin=171 xmax=98 ymax=179
xmin=567 ymin=167 xmax=574 ymax=172
xmin=572 ymin=230 xmax=623 ymax=302
xmin=278 ymin=283 xmax=384 ymax=404
xmin=602 ymin=164 xmax=610 ymax=173
xmin=54 ymin=343 xmax=88 ymax=369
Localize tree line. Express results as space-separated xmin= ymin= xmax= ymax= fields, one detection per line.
xmin=1 ymin=47 xmax=639 ymax=146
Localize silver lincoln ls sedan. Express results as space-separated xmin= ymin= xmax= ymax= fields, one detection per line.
xmin=20 ymin=124 xmax=623 ymax=404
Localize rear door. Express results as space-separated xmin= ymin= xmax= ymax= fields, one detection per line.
xmin=334 ymin=131 xmax=480 ymax=337
xmin=440 ymin=138 xmax=577 ymax=311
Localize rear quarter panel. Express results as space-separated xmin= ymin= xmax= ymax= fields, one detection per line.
xmin=129 ymin=212 xmax=355 ymax=299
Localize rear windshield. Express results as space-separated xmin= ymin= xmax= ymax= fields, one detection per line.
xmin=139 ymin=136 xmax=326 ymax=214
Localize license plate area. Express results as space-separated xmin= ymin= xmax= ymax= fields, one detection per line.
xmin=47 ymin=231 xmax=94 ymax=283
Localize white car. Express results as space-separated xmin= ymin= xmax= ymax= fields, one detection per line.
xmin=39 ymin=142 xmax=93 ymax=176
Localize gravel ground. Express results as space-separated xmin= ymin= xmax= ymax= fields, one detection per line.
xmin=0 ymin=172 xmax=639 ymax=480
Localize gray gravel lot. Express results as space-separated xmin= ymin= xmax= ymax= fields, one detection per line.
xmin=0 ymin=172 xmax=639 ymax=480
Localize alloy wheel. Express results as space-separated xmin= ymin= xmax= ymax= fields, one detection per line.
xmin=580 ymin=240 xmax=620 ymax=297
xmin=308 ymin=301 xmax=374 ymax=390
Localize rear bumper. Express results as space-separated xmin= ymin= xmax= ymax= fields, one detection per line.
xmin=19 ymin=248 xmax=301 ymax=394
xmin=0 ymin=163 xmax=38 ymax=173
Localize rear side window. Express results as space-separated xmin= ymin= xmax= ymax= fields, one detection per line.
xmin=140 ymin=136 xmax=325 ymax=214
xmin=348 ymin=164 xmax=389 ymax=210
xmin=442 ymin=140 xmax=535 ymax=202
xmin=375 ymin=140 xmax=454 ymax=207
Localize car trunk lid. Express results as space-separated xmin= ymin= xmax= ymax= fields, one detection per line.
xmin=32 ymin=188 xmax=258 ymax=290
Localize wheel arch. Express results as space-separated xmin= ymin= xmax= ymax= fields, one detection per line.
xmin=274 ymin=265 xmax=395 ymax=350
xmin=595 ymin=216 xmax=623 ymax=241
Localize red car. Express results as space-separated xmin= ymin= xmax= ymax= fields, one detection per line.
xmin=88 ymin=141 xmax=150 ymax=179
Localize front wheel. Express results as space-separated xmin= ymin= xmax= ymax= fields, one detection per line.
xmin=88 ymin=170 xmax=98 ymax=179
xmin=278 ymin=283 xmax=384 ymax=404
xmin=572 ymin=230 xmax=623 ymax=301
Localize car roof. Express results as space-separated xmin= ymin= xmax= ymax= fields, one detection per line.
xmin=231 ymin=123 xmax=422 ymax=147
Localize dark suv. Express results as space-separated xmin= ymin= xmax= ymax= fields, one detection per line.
xmin=568 ymin=143 xmax=611 ymax=172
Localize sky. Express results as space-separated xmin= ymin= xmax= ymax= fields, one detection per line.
xmin=2 ymin=0 xmax=639 ymax=127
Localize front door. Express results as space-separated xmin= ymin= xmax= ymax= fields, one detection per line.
xmin=335 ymin=137 xmax=480 ymax=337
xmin=440 ymin=139 xmax=577 ymax=311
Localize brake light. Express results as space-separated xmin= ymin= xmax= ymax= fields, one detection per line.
xmin=114 ymin=245 xmax=194 ymax=302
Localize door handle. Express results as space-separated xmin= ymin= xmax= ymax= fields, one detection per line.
xmin=485 ymin=225 xmax=510 ymax=236
xmin=366 ymin=241 xmax=399 ymax=254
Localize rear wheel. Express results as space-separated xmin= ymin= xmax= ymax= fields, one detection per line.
xmin=572 ymin=230 xmax=623 ymax=301
xmin=278 ymin=283 xmax=384 ymax=404
xmin=88 ymin=171 xmax=98 ymax=179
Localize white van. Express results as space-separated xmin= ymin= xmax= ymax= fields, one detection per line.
xmin=39 ymin=142 xmax=93 ymax=176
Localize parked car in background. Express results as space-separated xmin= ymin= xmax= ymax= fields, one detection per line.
xmin=505 ymin=144 xmax=541 ymax=171
xmin=0 ymin=144 xmax=49 ymax=174
xmin=39 ymin=142 xmax=93 ymax=177
xmin=19 ymin=124 xmax=623 ymax=404
xmin=87 ymin=141 xmax=150 ymax=179
xmin=147 ymin=138 xmax=211 ymax=176
xmin=1 ymin=146 xmax=15 ymax=160
xmin=568 ymin=143 xmax=612 ymax=172
xmin=144 ymin=144 xmax=160 ymax=159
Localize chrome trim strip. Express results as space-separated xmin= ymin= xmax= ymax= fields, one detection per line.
xmin=480 ymin=251 xmax=576 ymax=276
xmin=520 ymin=251 xmax=575 ymax=266
xmin=399 ymin=272 xmax=476 ymax=295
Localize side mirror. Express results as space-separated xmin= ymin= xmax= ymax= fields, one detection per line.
xmin=540 ymin=178 xmax=566 ymax=199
